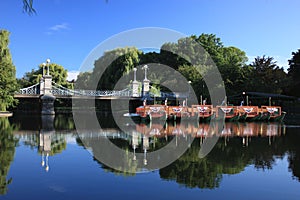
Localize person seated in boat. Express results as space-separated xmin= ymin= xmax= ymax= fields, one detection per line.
xmin=240 ymin=100 xmax=244 ymax=106
xmin=164 ymin=98 xmax=168 ymax=106
xmin=203 ymin=98 xmax=207 ymax=105
xmin=143 ymin=99 xmax=147 ymax=107
xmin=221 ymin=99 xmax=227 ymax=106
xmin=182 ymin=100 xmax=186 ymax=107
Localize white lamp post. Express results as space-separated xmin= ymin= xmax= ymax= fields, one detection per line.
xmin=133 ymin=67 xmax=137 ymax=81
xmin=187 ymin=81 xmax=192 ymax=106
xmin=42 ymin=63 xmax=46 ymax=76
xmin=132 ymin=68 xmax=139 ymax=97
xmin=46 ymin=58 xmax=50 ymax=76
xmin=142 ymin=65 xmax=148 ymax=80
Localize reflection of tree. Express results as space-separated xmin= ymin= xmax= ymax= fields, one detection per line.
xmin=0 ymin=118 xmax=18 ymax=195
xmin=160 ymin=143 xmax=222 ymax=189
xmin=159 ymin=135 xmax=290 ymax=189
xmin=286 ymin=128 xmax=300 ymax=181
xmin=54 ymin=114 xmax=75 ymax=130
xmin=86 ymin=138 xmax=138 ymax=176
xmin=160 ymin=139 xmax=245 ymax=189
xmin=77 ymin=123 xmax=300 ymax=188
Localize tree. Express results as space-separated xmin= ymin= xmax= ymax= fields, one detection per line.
xmin=248 ymin=56 xmax=287 ymax=94
xmin=75 ymin=72 xmax=92 ymax=90
xmin=87 ymin=47 xmax=142 ymax=90
xmin=0 ymin=30 xmax=18 ymax=111
xmin=18 ymin=63 xmax=73 ymax=89
xmin=162 ymin=34 xmax=248 ymax=98
xmin=287 ymin=49 xmax=300 ymax=97
xmin=218 ymin=46 xmax=248 ymax=95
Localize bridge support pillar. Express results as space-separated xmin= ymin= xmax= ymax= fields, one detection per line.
xmin=132 ymin=80 xmax=139 ymax=97
xmin=40 ymin=72 xmax=56 ymax=115
xmin=40 ymin=94 xmax=56 ymax=115
xmin=143 ymin=79 xmax=150 ymax=96
xmin=43 ymin=75 xmax=52 ymax=94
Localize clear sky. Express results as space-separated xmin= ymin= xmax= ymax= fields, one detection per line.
xmin=1 ymin=0 xmax=300 ymax=79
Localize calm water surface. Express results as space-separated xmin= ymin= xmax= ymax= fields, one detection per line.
xmin=1 ymin=114 xmax=300 ymax=200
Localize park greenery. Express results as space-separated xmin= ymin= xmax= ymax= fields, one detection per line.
xmin=18 ymin=62 xmax=73 ymax=89
xmin=1 ymin=27 xmax=300 ymax=111
xmin=0 ymin=30 xmax=18 ymax=111
xmin=76 ymin=33 xmax=300 ymax=101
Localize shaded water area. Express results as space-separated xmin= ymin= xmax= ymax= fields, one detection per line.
xmin=1 ymin=114 xmax=300 ymax=199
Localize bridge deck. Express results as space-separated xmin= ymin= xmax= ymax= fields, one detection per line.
xmin=14 ymin=94 xmax=144 ymax=100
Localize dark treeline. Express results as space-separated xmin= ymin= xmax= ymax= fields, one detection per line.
xmin=75 ymin=34 xmax=300 ymax=102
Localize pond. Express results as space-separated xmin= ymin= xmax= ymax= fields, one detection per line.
xmin=1 ymin=114 xmax=300 ymax=200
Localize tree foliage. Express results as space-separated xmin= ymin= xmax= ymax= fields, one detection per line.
xmin=83 ymin=47 xmax=142 ymax=90
xmin=287 ymin=49 xmax=300 ymax=97
xmin=248 ymin=56 xmax=288 ymax=94
xmin=18 ymin=63 xmax=73 ymax=89
xmin=0 ymin=30 xmax=18 ymax=111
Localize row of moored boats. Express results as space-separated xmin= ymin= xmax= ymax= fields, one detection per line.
xmin=130 ymin=104 xmax=286 ymax=123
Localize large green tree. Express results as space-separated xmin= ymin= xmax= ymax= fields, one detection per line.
xmin=218 ymin=46 xmax=248 ymax=95
xmin=87 ymin=47 xmax=142 ymax=90
xmin=18 ymin=63 xmax=73 ymax=89
xmin=287 ymin=49 xmax=300 ymax=97
xmin=163 ymin=34 xmax=248 ymax=98
xmin=248 ymin=55 xmax=287 ymax=94
xmin=0 ymin=30 xmax=18 ymax=111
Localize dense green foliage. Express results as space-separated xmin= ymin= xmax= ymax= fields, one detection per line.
xmin=76 ymin=33 xmax=297 ymax=100
xmin=0 ymin=30 xmax=18 ymax=111
xmin=248 ymin=56 xmax=288 ymax=94
xmin=18 ymin=63 xmax=73 ymax=89
xmin=77 ymin=47 xmax=142 ymax=90
xmin=288 ymin=49 xmax=300 ymax=97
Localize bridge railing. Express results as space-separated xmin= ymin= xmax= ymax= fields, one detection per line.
xmin=16 ymin=83 xmax=40 ymax=95
xmin=51 ymin=82 xmax=133 ymax=97
xmin=17 ymin=82 xmax=187 ymax=98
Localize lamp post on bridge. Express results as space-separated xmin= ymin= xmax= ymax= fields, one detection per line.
xmin=132 ymin=68 xmax=139 ymax=97
xmin=142 ymin=65 xmax=150 ymax=97
xmin=46 ymin=58 xmax=50 ymax=76
xmin=186 ymin=81 xmax=192 ymax=106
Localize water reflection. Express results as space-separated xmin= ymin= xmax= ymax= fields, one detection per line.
xmin=5 ymin=114 xmax=300 ymax=191
xmin=0 ymin=118 xmax=18 ymax=195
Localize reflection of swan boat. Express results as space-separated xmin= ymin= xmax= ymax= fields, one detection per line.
xmin=134 ymin=121 xmax=283 ymax=139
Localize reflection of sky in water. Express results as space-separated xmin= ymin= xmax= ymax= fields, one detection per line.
xmin=5 ymin=138 xmax=300 ymax=200
xmin=3 ymin=116 xmax=300 ymax=199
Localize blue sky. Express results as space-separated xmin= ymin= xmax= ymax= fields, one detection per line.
xmin=1 ymin=0 xmax=300 ymax=79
